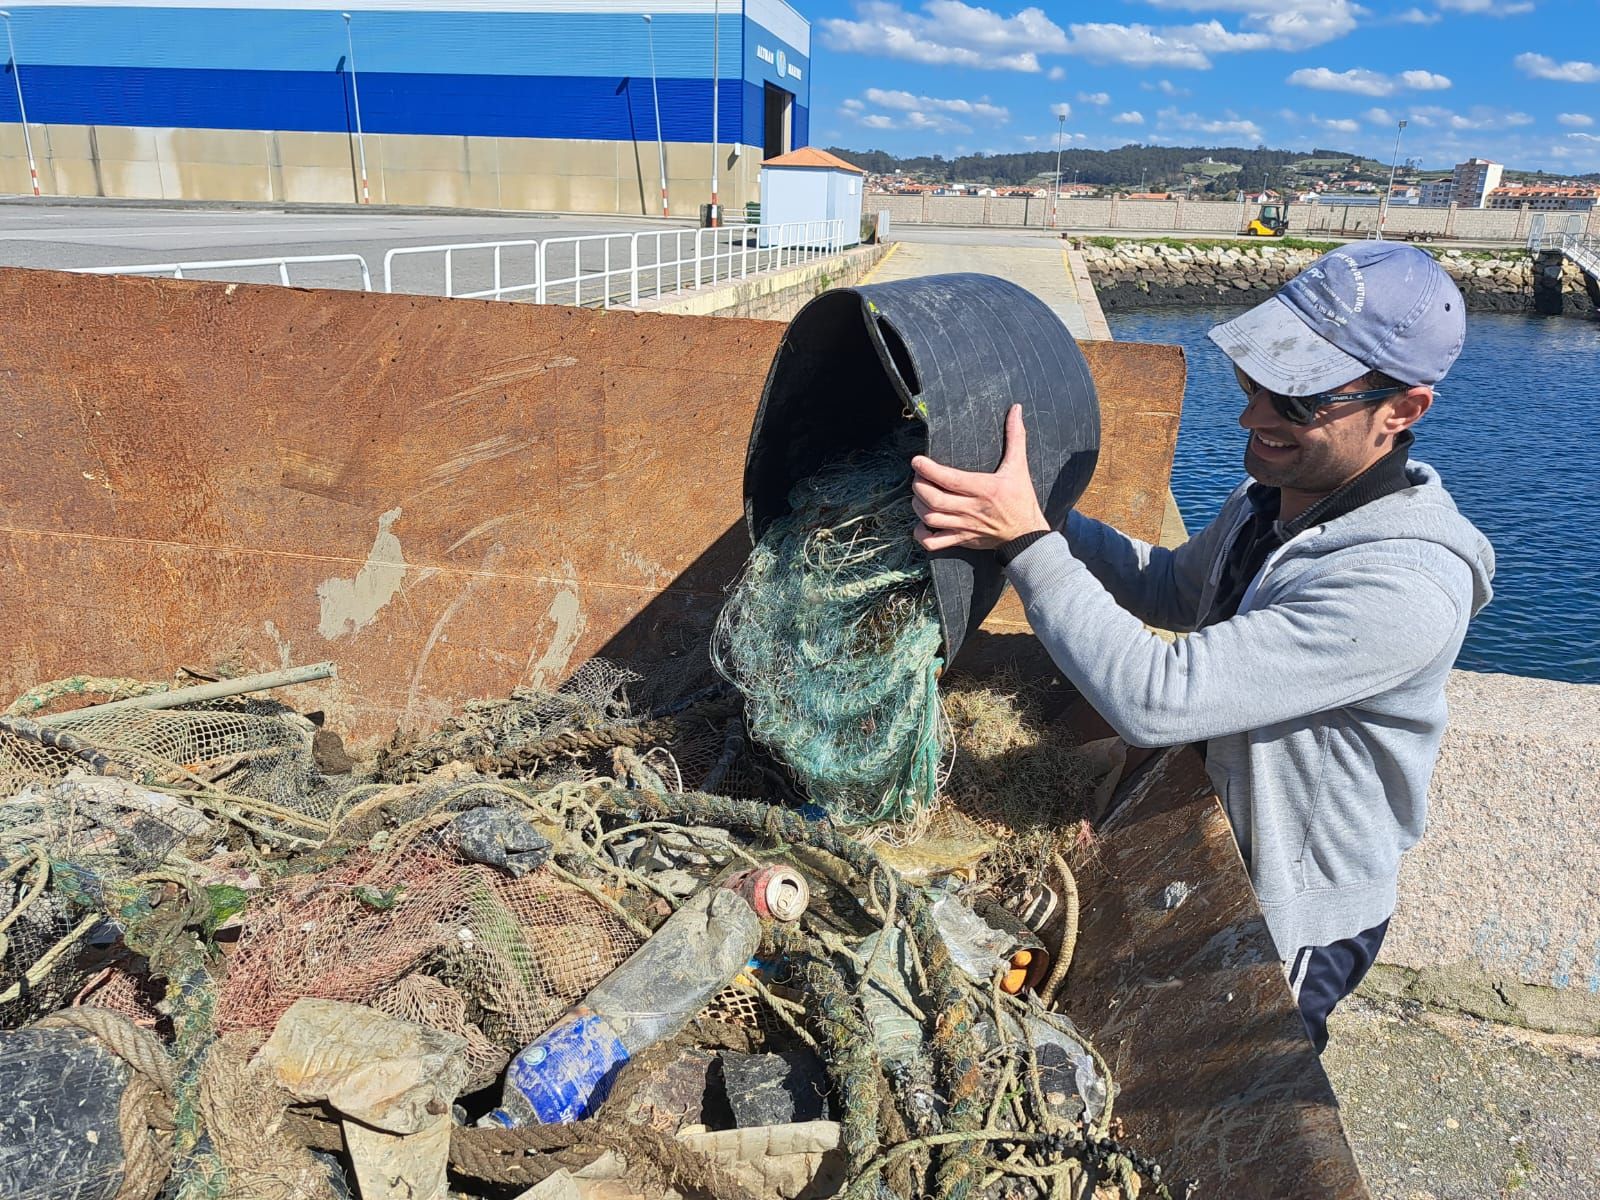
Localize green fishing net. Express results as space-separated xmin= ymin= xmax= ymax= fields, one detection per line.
xmin=712 ymin=433 xmax=948 ymax=825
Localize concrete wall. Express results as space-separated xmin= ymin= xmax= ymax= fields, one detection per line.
xmin=628 ymin=241 xmax=883 ymax=321
xmin=1376 ymin=671 xmax=1600 ymax=1033
xmin=871 ymin=192 xmax=1600 ymax=243
xmin=0 ymin=121 xmax=763 ymax=217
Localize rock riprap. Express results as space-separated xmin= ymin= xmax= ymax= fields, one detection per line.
xmin=1078 ymin=240 xmax=1591 ymax=315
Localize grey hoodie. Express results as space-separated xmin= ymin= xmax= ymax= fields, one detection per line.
xmin=1005 ymin=461 xmax=1495 ymax=958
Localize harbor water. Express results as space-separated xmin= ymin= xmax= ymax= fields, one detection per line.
xmin=1105 ymin=305 xmax=1600 ymax=685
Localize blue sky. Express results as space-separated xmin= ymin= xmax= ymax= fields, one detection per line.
xmin=804 ymin=0 xmax=1600 ymax=172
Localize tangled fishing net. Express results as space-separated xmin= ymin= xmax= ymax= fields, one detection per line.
xmin=0 ymin=651 xmax=1166 ymax=1200
xmin=713 ymin=432 xmax=948 ymax=827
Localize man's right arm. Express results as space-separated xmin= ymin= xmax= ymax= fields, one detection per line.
xmin=1062 ymin=500 xmax=1239 ymax=632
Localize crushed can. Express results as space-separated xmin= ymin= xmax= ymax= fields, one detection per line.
xmin=722 ymin=864 xmax=810 ymax=921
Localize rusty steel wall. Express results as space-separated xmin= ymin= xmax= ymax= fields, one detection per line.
xmin=1068 ymin=745 xmax=1371 ymax=1197
xmin=0 ymin=268 xmax=1182 ymax=743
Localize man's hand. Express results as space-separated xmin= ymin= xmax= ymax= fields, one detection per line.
xmin=911 ymin=404 xmax=1050 ymax=552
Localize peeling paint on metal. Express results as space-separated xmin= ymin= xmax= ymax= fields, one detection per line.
xmin=404 ymin=543 xmax=506 ymax=728
xmin=526 ymin=569 xmax=585 ymax=689
xmin=317 ymin=508 xmax=407 ymax=640
xmin=264 ymin=619 xmax=294 ymax=668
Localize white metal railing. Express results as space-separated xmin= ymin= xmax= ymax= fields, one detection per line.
xmin=382 ymin=219 xmax=854 ymax=309
xmin=1526 ymin=215 xmax=1600 ymax=280
xmin=66 ymin=220 xmax=857 ymax=308
xmin=74 ymin=253 xmax=374 ymax=290
xmin=382 ymin=238 xmax=545 ymax=300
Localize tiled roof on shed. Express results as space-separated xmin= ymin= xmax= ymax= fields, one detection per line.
xmin=762 ymin=148 xmax=866 ymax=174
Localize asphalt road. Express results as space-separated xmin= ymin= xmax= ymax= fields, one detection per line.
xmin=0 ymin=202 xmax=713 ymax=298
xmin=0 ymin=198 xmax=1524 ymax=304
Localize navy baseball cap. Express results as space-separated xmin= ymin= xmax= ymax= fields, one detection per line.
xmin=1207 ymin=241 xmax=1466 ymax=396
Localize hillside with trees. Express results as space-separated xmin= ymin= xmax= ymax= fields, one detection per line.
xmin=822 ymin=144 xmax=1600 ymax=192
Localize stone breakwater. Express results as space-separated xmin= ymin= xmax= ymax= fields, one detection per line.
xmin=1079 ymin=240 xmax=1595 ymax=316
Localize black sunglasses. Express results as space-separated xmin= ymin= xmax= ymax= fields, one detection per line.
xmin=1234 ymin=365 xmax=1409 ymax=426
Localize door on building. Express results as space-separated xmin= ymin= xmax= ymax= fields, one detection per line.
xmin=764 ymin=84 xmax=793 ymax=160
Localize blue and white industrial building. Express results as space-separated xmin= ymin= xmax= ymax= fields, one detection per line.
xmin=0 ymin=0 xmax=812 ymax=214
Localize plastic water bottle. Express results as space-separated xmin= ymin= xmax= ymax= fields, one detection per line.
xmin=485 ymin=886 xmax=761 ymax=1126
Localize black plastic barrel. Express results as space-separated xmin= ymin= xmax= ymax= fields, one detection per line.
xmin=744 ymin=272 xmax=1101 ymax=666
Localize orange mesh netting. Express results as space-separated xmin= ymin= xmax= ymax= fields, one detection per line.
xmin=215 ymin=848 xmax=641 ymax=1053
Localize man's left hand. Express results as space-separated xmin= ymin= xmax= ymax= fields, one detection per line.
xmin=911 ymin=404 xmax=1050 ymax=551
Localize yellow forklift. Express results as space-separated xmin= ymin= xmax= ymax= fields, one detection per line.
xmin=1243 ymin=199 xmax=1289 ymax=237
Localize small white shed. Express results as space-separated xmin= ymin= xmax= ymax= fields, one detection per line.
xmin=758 ymin=148 xmax=865 ymax=246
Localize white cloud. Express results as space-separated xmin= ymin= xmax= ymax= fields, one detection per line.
xmin=1066 ymin=23 xmax=1212 ymax=68
xmin=1131 ymin=0 xmax=1361 ymax=50
xmin=1288 ymin=67 xmax=1396 ymax=95
xmin=862 ymin=87 xmax=1010 ymax=121
xmin=842 ymin=87 xmax=1015 ymax=134
xmin=1363 ymin=106 xmax=1394 ymax=124
xmin=1078 ymin=91 xmax=1111 ymax=105
xmin=1112 ymin=110 xmax=1146 ymax=124
xmin=1399 ymin=70 xmax=1452 ymax=90
xmin=1049 ymin=102 xmax=1071 ymax=118
xmin=1406 ymin=104 xmax=1535 ymax=130
xmin=1303 ymin=114 xmax=1361 ymax=132
xmin=1514 ymin=53 xmax=1600 ymax=83
xmin=819 ymin=0 xmax=1068 ymax=73
xmin=1143 ymin=79 xmax=1191 ymax=96
xmin=1437 ymin=0 xmax=1535 ymax=15
xmin=1062 ymin=2 xmax=1356 ymax=71
xmin=1568 ymin=131 xmax=1600 ymax=143
xmin=1287 ymin=66 xmax=1451 ymax=96
xmin=1157 ymin=107 xmax=1266 ymax=144
xmin=1557 ymin=112 xmax=1596 ymax=127
xmin=821 ymin=0 xmax=1366 ymax=78
xmin=1394 ymin=7 xmax=1441 ymax=23
xmin=1132 ymin=0 xmax=1356 ymax=53
xmin=1172 ymin=19 xmax=1272 ymax=53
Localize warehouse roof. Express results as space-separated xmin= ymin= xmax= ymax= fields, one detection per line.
xmin=762 ymin=148 xmax=866 ymax=174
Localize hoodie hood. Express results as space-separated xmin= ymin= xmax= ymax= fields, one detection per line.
xmin=1282 ymin=459 xmax=1495 ymax=616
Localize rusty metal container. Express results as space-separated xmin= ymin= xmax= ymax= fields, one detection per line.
xmin=0 ymin=267 xmax=1369 ymax=1197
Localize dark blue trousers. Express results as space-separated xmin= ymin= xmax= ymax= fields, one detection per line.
xmin=1287 ymin=918 xmax=1389 ymax=1054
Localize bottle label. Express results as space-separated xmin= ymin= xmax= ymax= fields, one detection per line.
xmin=504 ymin=1009 xmax=630 ymax=1124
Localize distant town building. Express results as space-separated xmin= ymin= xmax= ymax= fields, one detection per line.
xmin=1452 ymin=158 xmax=1504 ymax=209
xmin=1419 ymin=177 xmax=1455 ymax=207
xmin=1485 ymin=185 xmax=1599 ymax=212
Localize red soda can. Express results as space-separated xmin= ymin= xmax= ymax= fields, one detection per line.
xmin=723 ymin=865 xmax=810 ymax=922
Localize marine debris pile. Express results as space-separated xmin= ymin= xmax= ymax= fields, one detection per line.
xmin=1 ymin=450 xmax=1183 ymax=1200
xmin=0 ymin=651 xmax=1188 ymax=1200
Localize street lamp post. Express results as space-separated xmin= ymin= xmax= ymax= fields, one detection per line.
xmin=1051 ymin=112 xmax=1064 ymax=228
xmin=643 ymin=15 xmax=668 ymax=218
xmin=1378 ymin=118 xmax=1407 ymax=241
xmin=0 ymin=11 xmax=40 ymax=197
xmin=709 ymin=0 xmax=720 ymax=225
xmin=341 ymin=12 xmax=370 ymax=204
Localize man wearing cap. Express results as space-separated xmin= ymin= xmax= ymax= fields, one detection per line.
xmin=910 ymin=242 xmax=1495 ymax=1052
